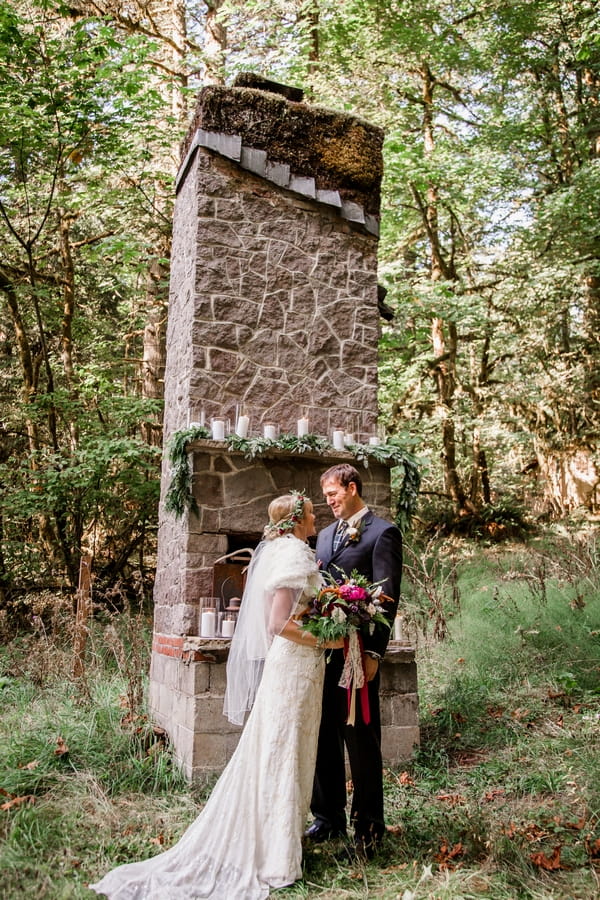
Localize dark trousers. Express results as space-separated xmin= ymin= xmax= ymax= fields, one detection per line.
xmin=310 ymin=649 xmax=385 ymax=841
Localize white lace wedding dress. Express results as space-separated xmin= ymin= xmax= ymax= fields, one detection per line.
xmin=90 ymin=536 xmax=324 ymax=899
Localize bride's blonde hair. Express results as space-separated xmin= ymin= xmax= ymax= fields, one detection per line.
xmin=263 ymin=491 xmax=308 ymax=540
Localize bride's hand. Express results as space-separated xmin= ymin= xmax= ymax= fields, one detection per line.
xmin=323 ymin=637 xmax=345 ymax=649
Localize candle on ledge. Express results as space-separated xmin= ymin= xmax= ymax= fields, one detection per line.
xmin=201 ymin=608 xmax=217 ymax=638
xmin=393 ymin=615 xmax=404 ymax=642
xmin=221 ymin=616 xmax=236 ymax=638
xmin=332 ymin=429 xmax=345 ymax=451
xmin=344 ymin=433 xmax=355 ymax=446
xmin=297 ymin=417 xmax=309 ymax=437
xmin=369 ymin=435 xmax=379 ymax=446
xmin=263 ymin=423 xmax=278 ymax=440
xmin=211 ymin=417 xmax=226 ymax=441
xmin=235 ymin=414 xmax=250 ymax=438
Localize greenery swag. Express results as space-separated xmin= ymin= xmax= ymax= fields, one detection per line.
xmin=164 ymin=426 xmax=421 ymax=531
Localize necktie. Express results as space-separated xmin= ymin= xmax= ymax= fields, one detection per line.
xmin=333 ymin=520 xmax=348 ymax=552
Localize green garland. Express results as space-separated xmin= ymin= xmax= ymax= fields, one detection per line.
xmin=164 ymin=428 xmax=421 ymax=530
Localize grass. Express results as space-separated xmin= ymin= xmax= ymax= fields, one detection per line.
xmin=1 ymin=529 xmax=599 ymax=899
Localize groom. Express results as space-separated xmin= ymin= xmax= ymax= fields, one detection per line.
xmin=306 ymin=463 xmax=403 ymax=858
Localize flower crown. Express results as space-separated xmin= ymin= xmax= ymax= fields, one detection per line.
xmin=264 ymin=490 xmax=307 ymax=538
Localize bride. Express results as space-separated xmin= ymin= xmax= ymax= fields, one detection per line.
xmin=90 ymin=491 xmax=342 ymax=899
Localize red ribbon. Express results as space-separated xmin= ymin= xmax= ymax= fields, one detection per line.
xmin=344 ymin=633 xmax=371 ymax=725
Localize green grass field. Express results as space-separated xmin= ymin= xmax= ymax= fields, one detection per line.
xmin=1 ymin=531 xmax=599 ymax=899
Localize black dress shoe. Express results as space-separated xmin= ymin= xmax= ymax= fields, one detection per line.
xmin=353 ymin=832 xmax=383 ymax=861
xmin=304 ymin=822 xmax=346 ymax=842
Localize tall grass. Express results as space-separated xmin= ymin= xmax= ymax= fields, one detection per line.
xmin=1 ymin=531 xmax=599 ymax=899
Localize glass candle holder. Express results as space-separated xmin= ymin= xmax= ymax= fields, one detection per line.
xmin=199 ymin=598 xmax=219 ymax=637
xmin=263 ymin=422 xmax=279 ymax=440
xmin=211 ymin=417 xmax=228 ymax=441
xmin=332 ymin=429 xmax=345 ymax=451
xmin=221 ymin=613 xmax=237 ymax=638
xmin=297 ymin=417 xmax=309 ymax=437
xmin=235 ymin=414 xmax=250 ymax=438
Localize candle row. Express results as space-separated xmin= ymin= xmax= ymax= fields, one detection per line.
xmin=205 ymin=416 xmax=381 ymax=446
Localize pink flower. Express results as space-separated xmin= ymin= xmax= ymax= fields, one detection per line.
xmin=339 ymin=584 xmax=369 ymax=602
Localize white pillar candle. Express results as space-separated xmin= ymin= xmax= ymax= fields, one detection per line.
xmin=369 ymin=436 xmax=379 ymax=446
xmin=211 ymin=419 xmax=225 ymax=441
xmin=393 ymin=615 xmax=404 ymax=642
xmin=263 ymin=423 xmax=277 ymax=440
xmin=221 ymin=617 xmax=236 ymax=638
xmin=201 ymin=608 xmax=217 ymax=637
xmin=344 ymin=433 xmax=355 ymax=445
xmin=297 ymin=417 xmax=309 ymax=437
xmin=235 ymin=415 xmax=249 ymax=437
xmin=332 ymin=429 xmax=345 ymax=450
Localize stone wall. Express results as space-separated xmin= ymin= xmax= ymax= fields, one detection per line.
xmin=165 ymin=148 xmax=381 ymax=440
xmin=150 ymin=641 xmax=419 ymax=781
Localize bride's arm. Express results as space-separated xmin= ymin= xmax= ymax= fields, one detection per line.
xmin=269 ymin=588 xmax=343 ymax=649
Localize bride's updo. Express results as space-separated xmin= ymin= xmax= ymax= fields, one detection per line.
xmin=263 ymin=491 xmax=308 ymax=540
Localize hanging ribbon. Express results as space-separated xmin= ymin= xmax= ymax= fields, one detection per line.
xmin=338 ymin=632 xmax=371 ymax=726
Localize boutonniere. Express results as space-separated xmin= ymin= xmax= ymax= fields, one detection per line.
xmin=346 ymin=519 xmax=365 ymax=544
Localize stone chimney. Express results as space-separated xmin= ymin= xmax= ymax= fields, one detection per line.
xmin=149 ymin=78 xmax=419 ymax=779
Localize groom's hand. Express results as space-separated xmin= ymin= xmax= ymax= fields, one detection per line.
xmin=363 ymin=655 xmax=379 ymax=682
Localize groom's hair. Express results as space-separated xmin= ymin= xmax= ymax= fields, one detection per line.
xmin=320 ymin=463 xmax=363 ymax=497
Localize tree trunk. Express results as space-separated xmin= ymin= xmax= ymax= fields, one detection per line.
xmin=535 ymin=444 xmax=599 ymax=514
xmin=204 ymin=0 xmax=227 ymax=85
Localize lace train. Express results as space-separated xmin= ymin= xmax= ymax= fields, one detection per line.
xmin=90 ymin=636 xmax=325 ymax=899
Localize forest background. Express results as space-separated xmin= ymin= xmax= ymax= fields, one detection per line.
xmin=1 ymin=3 xmax=600 ymax=897
xmin=1 ymin=0 xmax=599 ymax=606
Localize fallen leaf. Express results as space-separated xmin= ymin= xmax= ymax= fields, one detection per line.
xmin=530 ymin=845 xmax=562 ymax=870
xmin=483 ymin=788 xmax=505 ymax=802
xmin=149 ymin=834 xmax=165 ymax=845
xmin=399 ymin=771 xmax=415 ymax=786
xmin=434 ymin=840 xmax=463 ymax=870
xmin=585 ymin=836 xmax=600 ymax=859
xmin=435 ymin=792 xmax=466 ymax=806
xmin=54 ymin=736 xmax=69 ymax=757
xmin=20 ymin=759 xmax=40 ymax=770
xmin=1 ymin=794 xmax=35 ymax=811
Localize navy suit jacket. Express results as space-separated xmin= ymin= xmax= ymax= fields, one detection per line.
xmin=315 ymin=511 xmax=402 ymax=659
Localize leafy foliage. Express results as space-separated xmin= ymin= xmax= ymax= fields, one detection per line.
xmin=164 ymin=428 xmax=421 ymax=530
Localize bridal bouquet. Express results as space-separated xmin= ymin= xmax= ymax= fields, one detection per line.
xmin=301 ymin=569 xmax=391 ymax=644
xmin=300 ymin=570 xmax=392 ymax=725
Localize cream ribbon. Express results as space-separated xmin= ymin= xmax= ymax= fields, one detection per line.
xmin=338 ymin=630 xmax=365 ymax=726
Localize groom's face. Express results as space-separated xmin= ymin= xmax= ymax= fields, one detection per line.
xmin=322 ymin=477 xmax=361 ymax=521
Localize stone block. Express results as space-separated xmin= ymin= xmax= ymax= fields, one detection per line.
xmin=364 ymin=214 xmax=380 ymax=236
xmin=191 ymin=731 xmax=229 ymax=772
xmin=172 ymin=723 xmax=195 ymax=776
xmin=381 ymin=657 xmax=417 ymax=694
xmin=316 ymin=189 xmax=342 ymax=207
xmin=265 ymin=160 xmax=290 ymax=187
xmin=240 ymin=146 xmax=268 ymax=177
xmin=380 ymin=692 xmax=419 ymax=728
xmin=289 ymin=175 xmax=316 ymax=198
xmin=194 ymin=695 xmax=240 ymax=734
xmin=178 ymin=659 xmax=211 ymax=695
xmin=381 ymin=725 xmax=420 ymax=766
xmin=341 ymin=200 xmax=366 ymax=224
xmin=208 ymin=660 xmax=228 ymax=694
xmin=196 ymin=128 xmax=242 ymax=161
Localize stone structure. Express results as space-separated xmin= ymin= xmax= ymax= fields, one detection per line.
xmin=149 ymin=77 xmax=419 ymax=780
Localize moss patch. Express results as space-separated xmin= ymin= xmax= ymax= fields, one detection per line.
xmin=181 ymin=85 xmax=384 ymax=215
